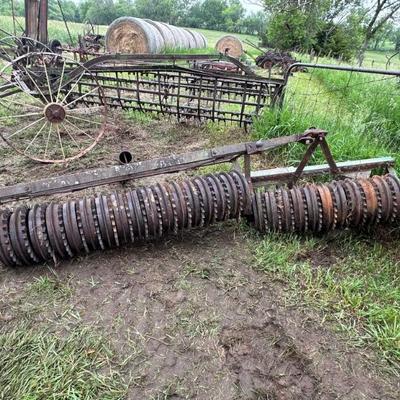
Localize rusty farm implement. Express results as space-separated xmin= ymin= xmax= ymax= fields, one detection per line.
xmin=0 ymin=128 xmax=398 ymax=267
xmin=0 ymin=1 xmax=399 ymax=268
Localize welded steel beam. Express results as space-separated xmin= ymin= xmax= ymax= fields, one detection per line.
xmin=251 ymin=157 xmax=396 ymax=186
xmin=0 ymin=133 xmax=303 ymax=203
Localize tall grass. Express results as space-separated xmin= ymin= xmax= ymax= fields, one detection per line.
xmin=253 ymin=68 xmax=399 ymax=170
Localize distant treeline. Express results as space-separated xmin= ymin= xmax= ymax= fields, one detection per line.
xmin=1 ymin=0 xmax=267 ymax=36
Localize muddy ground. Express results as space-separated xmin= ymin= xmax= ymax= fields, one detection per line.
xmin=0 ymin=115 xmax=398 ymax=399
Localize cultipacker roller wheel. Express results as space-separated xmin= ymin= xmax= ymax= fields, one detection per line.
xmin=0 ymin=51 xmax=107 ymax=164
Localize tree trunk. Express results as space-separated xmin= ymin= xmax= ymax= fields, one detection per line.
xmin=357 ymin=39 xmax=369 ymax=66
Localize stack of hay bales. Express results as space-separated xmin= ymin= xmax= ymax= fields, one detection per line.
xmin=105 ymin=17 xmax=207 ymax=54
xmin=215 ymin=35 xmax=244 ymax=58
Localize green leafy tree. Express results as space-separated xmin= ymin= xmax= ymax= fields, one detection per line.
xmin=314 ymin=19 xmax=363 ymax=60
xmin=357 ymin=0 xmax=400 ymax=64
xmin=392 ymin=27 xmax=400 ymax=50
xmin=114 ymin=0 xmax=136 ymax=18
xmin=266 ymin=9 xmax=317 ymax=50
xmin=199 ymin=0 xmax=228 ymax=30
xmin=241 ymin=11 xmax=267 ymax=36
xmin=222 ymin=0 xmax=245 ymax=32
xmin=182 ymin=2 xmax=204 ymax=27
xmin=85 ymin=0 xmax=117 ymax=24
xmin=135 ymin=0 xmax=189 ymax=25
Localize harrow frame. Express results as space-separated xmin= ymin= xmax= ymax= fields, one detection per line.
xmin=0 ymin=128 xmax=395 ymax=204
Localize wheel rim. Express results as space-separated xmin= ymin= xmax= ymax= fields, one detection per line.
xmin=0 ymin=51 xmax=107 ymax=164
xmin=0 ymin=35 xmax=52 ymax=62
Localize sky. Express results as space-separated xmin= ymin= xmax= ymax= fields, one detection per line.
xmin=240 ymin=0 xmax=263 ymax=13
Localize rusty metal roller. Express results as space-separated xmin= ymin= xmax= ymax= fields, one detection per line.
xmin=0 ymin=172 xmax=251 ymax=267
xmin=252 ymin=174 xmax=400 ymax=233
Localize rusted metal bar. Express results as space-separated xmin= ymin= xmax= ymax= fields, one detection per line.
xmin=0 ymin=134 xmax=303 ymax=203
xmin=81 ymin=54 xmax=259 ymax=78
xmin=251 ymin=157 xmax=396 ymax=186
xmin=284 ymin=62 xmax=400 ymax=85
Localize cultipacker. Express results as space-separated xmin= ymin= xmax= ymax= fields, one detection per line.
xmin=0 ymin=128 xmax=397 ymax=267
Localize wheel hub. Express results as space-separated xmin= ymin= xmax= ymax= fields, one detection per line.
xmin=44 ymin=103 xmax=66 ymax=123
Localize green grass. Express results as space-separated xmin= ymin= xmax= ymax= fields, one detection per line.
xmin=0 ymin=327 xmax=127 ymax=399
xmin=364 ymin=50 xmax=400 ymax=70
xmin=253 ymin=67 xmax=399 ymax=171
xmin=253 ymin=232 xmax=400 ymax=372
xmin=28 ymin=276 xmax=73 ymax=299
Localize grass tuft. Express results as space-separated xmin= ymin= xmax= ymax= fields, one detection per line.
xmin=0 ymin=327 xmax=127 ymax=399
xmin=253 ymin=232 xmax=400 ymax=371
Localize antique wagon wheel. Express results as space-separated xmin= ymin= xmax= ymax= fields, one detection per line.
xmin=0 ymin=51 xmax=107 ymax=164
xmin=0 ymin=34 xmax=52 ymax=62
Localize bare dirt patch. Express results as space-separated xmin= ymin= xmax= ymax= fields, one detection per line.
xmin=1 ymin=225 xmax=398 ymax=399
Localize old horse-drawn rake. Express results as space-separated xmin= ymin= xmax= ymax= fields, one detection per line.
xmin=0 ymin=42 xmax=284 ymax=163
xmin=0 ymin=1 xmax=398 ymax=268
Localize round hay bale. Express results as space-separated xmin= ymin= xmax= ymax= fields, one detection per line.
xmin=105 ymin=17 xmax=164 ymax=54
xmin=159 ymin=22 xmax=179 ymax=48
xmin=185 ymin=29 xmax=203 ymax=49
xmin=195 ymin=30 xmax=208 ymax=48
xmin=199 ymin=32 xmax=208 ymax=48
xmin=181 ymin=28 xmax=197 ymax=49
xmin=215 ymin=35 xmax=244 ymax=58
xmin=145 ymin=19 xmax=175 ymax=49
xmin=176 ymin=27 xmax=191 ymax=49
xmin=167 ymin=24 xmax=186 ymax=49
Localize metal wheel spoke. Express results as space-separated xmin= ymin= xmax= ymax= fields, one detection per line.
xmin=64 ymin=87 xmax=99 ymax=108
xmin=0 ymin=76 xmax=46 ymax=107
xmin=55 ymin=60 xmax=67 ymax=103
xmin=20 ymin=65 xmax=49 ymax=104
xmin=61 ymin=122 xmax=82 ymax=149
xmin=0 ymin=43 xmax=13 ymax=62
xmin=59 ymin=70 xmax=86 ymax=104
xmin=6 ymin=117 xmax=46 ymax=139
xmin=0 ymin=112 xmax=42 ymax=121
xmin=43 ymin=56 xmax=54 ymax=103
xmin=24 ymin=121 xmax=48 ymax=154
xmin=64 ymin=118 xmax=94 ymax=140
xmin=1 ymin=51 xmax=107 ymax=163
xmin=56 ymin=124 xmax=66 ymax=159
xmin=44 ymin=123 xmax=53 ymax=157
xmin=0 ymin=97 xmax=43 ymax=109
xmin=66 ymin=114 xmax=102 ymax=126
